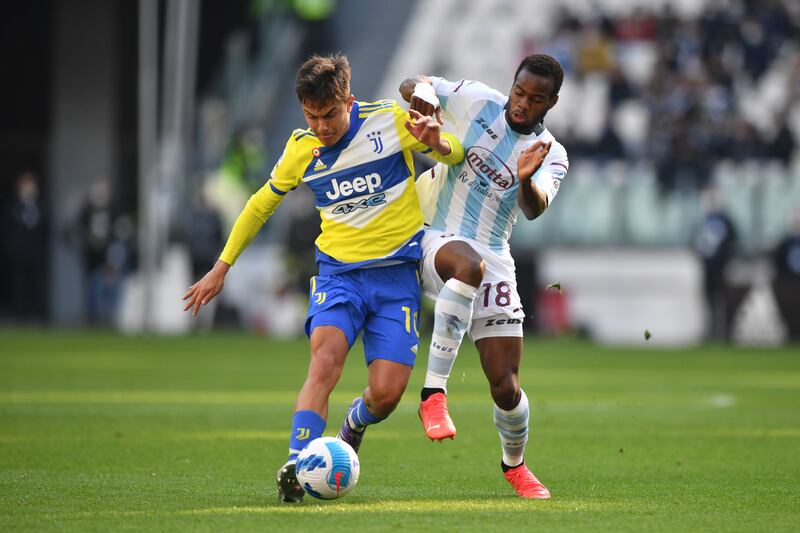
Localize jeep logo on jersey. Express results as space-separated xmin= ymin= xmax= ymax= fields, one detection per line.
xmin=466 ymin=146 xmax=515 ymax=190
xmin=325 ymin=173 xmax=382 ymax=200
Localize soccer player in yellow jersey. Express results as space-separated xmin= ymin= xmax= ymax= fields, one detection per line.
xmin=182 ymin=54 xmax=464 ymax=503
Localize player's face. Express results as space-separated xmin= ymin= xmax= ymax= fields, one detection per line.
xmin=302 ymin=95 xmax=355 ymax=146
xmin=507 ymin=70 xmax=559 ymax=129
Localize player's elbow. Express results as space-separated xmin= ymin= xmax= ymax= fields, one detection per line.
xmin=518 ymin=196 xmax=547 ymax=220
xmin=521 ymin=206 xmax=542 ymax=221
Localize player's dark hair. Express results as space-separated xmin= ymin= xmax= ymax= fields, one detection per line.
xmin=295 ymin=53 xmax=351 ymax=107
xmin=514 ymin=54 xmax=564 ymax=97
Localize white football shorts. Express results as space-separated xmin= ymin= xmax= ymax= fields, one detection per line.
xmin=420 ymin=229 xmax=524 ymax=340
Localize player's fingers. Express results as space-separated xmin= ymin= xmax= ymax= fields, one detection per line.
xmin=408 ymin=108 xmax=424 ymax=121
xmin=182 ymin=285 xmax=197 ymax=301
xmin=409 ymin=96 xmax=432 ymax=115
xmin=522 ymin=143 xmax=540 ymax=154
xmin=183 ymin=294 xmax=196 ymax=312
xmin=435 ymin=107 xmax=443 ymax=125
xmin=193 ymin=286 xmax=212 ymax=315
xmin=405 ymin=120 xmax=423 ymax=137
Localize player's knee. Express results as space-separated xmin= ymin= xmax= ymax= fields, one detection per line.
xmin=489 ymin=377 xmax=519 ymax=411
xmin=452 ymin=256 xmax=485 ymax=287
xmin=307 ymin=347 xmax=344 ymax=390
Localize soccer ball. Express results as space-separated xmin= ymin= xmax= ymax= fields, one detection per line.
xmin=295 ymin=437 xmax=360 ymax=500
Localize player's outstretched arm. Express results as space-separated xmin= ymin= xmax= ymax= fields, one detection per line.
xmin=517 ymin=141 xmax=551 ymax=220
xmin=182 ymin=259 xmax=230 ymax=317
xmin=404 ymin=109 xmax=464 ymax=165
xmin=399 ymin=75 xmax=443 ymax=124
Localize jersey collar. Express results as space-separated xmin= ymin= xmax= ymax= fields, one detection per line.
xmin=317 ymin=101 xmax=362 ymax=154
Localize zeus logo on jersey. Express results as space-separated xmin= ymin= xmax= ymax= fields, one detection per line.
xmin=483 ymin=318 xmax=523 ymax=327
xmin=325 ymin=173 xmax=382 ymax=200
xmin=476 ymin=117 xmax=498 ymax=140
xmin=466 ymin=146 xmax=515 ymax=190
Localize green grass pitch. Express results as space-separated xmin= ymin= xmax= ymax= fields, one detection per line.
xmin=1 ymin=330 xmax=798 ymax=531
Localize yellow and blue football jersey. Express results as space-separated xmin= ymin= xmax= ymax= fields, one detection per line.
xmin=219 ymin=100 xmax=464 ymax=274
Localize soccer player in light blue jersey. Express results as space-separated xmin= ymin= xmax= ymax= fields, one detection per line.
xmin=400 ymin=55 xmax=568 ymax=499
xmin=184 ymin=54 xmax=464 ymax=503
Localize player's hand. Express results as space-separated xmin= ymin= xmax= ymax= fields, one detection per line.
xmin=405 ymin=109 xmax=447 ymax=152
xmin=409 ymin=95 xmax=443 ymax=125
xmin=182 ymin=260 xmax=229 ymax=317
xmin=518 ymin=141 xmax=551 ymax=181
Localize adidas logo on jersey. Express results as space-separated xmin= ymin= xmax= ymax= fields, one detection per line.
xmin=325 ymin=173 xmax=382 ymax=200
xmin=314 ymin=159 xmax=327 ymax=172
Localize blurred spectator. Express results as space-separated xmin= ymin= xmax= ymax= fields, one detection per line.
xmin=767 ymin=117 xmax=796 ymax=166
xmin=614 ymin=8 xmax=657 ymax=42
xmin=284 ymin=187 xmax=319 ymax=295
xmin=188 ymin=188 xmax=224 ymax=280
xmin=538 ymin=0 xmax=800 ymax=193
xmin=4 ymin=171 xmax=47 ymax=322
xmin=293 ymin=0 xmax=338 ymax=61
xmin=772 ymin=208 xmax=800 ymax=340
xmin=79 ymin=180 xmax=115 ymax=324
xmin=187 ymin=188 xmax=225 ymax=330
xmin=210 ymin=127 xmax=267 ymax=232
xmin=525 ymin=11 xmax=581 ymax=75
xmin=608 ymin=68 xmax=635 ymax=107
xmin=221 ymin=126 xmax=267 ymax=193
xmin=594 ymin=121 xmax=625 ymax=162
xmin=98 ymin=213 xmax=137 ymax=325
xmin=576 ymin=21 xmax=616 ymax=76
xmin=773 ymin=209 xmax=800 ymax=280
xmin=693 ymin=188 xmax=738 ymax=341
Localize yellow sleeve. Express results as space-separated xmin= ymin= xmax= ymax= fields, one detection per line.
xmin=219 ymin=135 xmax=304 ymax=265
xmin=393 ymin=103 xmax=464 ymax=166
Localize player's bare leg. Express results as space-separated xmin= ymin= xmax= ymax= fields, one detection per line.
xmin=278 ymin=326 xmax=349 ymax=503
xmin=476 ymin=336 xmax=550 ymax=499
xmin=420 ymin=241 xmax=483 ymax=440
xmin=337 ymin=359 xmax=412 ymax=452
xmin=295 ymin=326 xmax=350 ymax=418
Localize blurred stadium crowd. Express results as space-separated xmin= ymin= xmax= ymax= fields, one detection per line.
xmin=1 ymin=0 xmax=799 ymax=343
xmin=536 ymin=0 xmax=800 ymax=192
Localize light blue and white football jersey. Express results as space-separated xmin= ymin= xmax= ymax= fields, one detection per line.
xmin=417 ymin=77 xmax=569 ymax=254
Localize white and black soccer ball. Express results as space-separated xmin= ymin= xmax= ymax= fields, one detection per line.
xmin=295 ymin=437 xmax=360 ymax=500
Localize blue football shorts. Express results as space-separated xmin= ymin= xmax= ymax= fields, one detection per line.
xmin=305 ymin=261 xmax=421 ymax=367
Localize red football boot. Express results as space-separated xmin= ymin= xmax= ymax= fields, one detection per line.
xmin=418 ymin=392 xmax=456 ymax=441
xmin=503 ymin=464 xmax=551 ymax=499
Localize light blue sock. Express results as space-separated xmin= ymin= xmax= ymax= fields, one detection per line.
xmin=424 ymin=278 xmax=477 ymax=391
xmin=493 ymin=389 xmax=529 ymax=467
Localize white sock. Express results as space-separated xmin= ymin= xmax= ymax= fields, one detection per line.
xmin=494 ymin=389 xmax=529 ymax=467
xmin=424 ymin=278 xmax=477 ymax=391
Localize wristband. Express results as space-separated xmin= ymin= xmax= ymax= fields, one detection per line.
xmin=413 ymin=82 xmax=440 ymax=109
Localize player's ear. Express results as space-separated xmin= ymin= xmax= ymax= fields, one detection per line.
xmin=346 ymin=95 xmax=355 ymax=112
xmin=548 ymin=94 xmax=559 ymax=110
